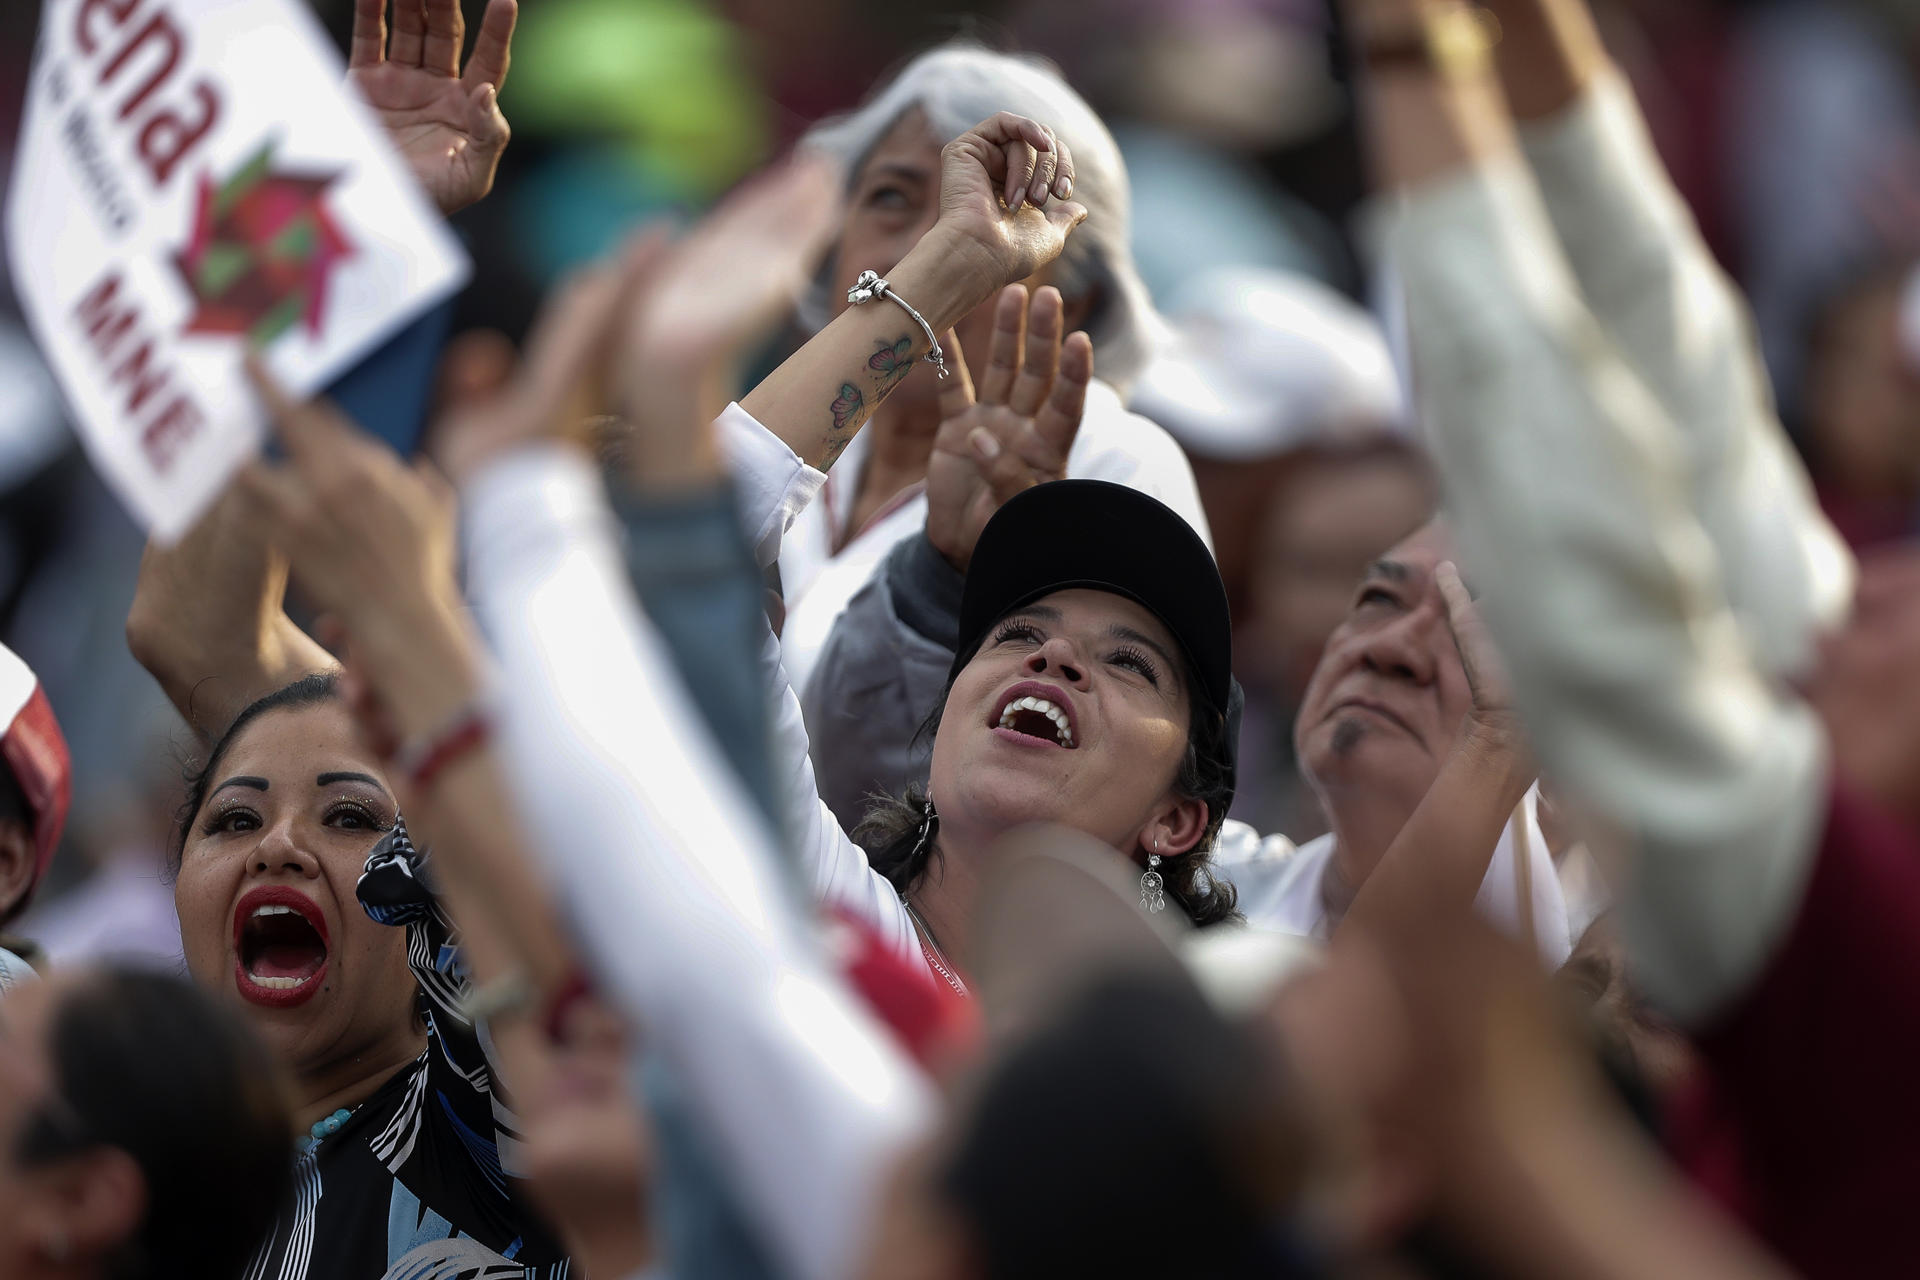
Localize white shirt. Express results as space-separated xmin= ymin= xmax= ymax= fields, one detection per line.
xmin=1211 ymin=786 xmax=1576 ymax=966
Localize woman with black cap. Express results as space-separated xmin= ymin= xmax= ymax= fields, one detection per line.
xmin=740 ymin=295 xmax=1243 ymax=992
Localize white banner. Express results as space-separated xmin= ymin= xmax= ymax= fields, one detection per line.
xmin=6 ymin=0 xmax=470 ymax=540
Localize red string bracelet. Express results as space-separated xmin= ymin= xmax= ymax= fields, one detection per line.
xmin=540 ymin=970 xmax=595 ymax=1045
xmin=394 ymin=705 xmax=491 ymax=794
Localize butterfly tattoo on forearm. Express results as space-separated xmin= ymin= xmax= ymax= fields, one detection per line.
xmin=829 ymin=336 xmax=918 ymax=432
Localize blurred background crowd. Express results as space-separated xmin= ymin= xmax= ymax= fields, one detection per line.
xmin=4 ymin=0 xmax=1920 ymax=961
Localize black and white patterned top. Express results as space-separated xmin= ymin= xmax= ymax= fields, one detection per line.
xmin=242 ymin=818 xmax=573 ymax=1280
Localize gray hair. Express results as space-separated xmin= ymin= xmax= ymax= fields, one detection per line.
xmin=801 ymin=41 xmax=1164 ymax=391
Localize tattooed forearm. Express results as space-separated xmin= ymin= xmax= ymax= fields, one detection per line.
xmin=820 ymin=333 xmax=918 ymax=462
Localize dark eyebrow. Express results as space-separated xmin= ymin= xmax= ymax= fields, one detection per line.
xmin=316 ymin=771 xmax=390 ymax=797
xmin=1011 ymin=603 xmax=1063 ymax=623
xmin=212 ymin=776 xmax=269 ymax=797
xmin=1366 ymin=559 xmax=1412 ymax=584
xmin=1109 ymin=625 xmax=1183 ymax=690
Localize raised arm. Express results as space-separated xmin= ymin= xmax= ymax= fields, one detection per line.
xmin=1485 ymin=0 xmax=1852 ymax=673
xmin=125 ymin=485 xmax=336 ymax=740
xmin=1348 ymin=0 xmax=1827 ymax=1025
xmin=739 ymin=114 xmax=1086 ymax=470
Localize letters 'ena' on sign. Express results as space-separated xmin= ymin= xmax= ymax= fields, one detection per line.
xmin=5 ymin=0 xmax=470 ymax=541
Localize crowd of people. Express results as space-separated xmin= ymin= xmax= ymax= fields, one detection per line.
xmin=3 ymin=0 xmax=1920 ymax=1276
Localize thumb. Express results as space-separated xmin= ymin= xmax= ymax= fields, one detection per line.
xmin=1045 ymin=200 xmax=1089 ymax=235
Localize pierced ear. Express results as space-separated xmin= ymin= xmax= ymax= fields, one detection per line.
xmin=1144 ymin=796 xmax=1210 ymax=859
xmin=0 ymin=819 xmax=36 ymax=924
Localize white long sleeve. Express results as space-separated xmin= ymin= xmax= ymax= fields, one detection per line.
xmin=715 ymin=401 xmax=827 ymax=572
xmin=719 ymin=401 xmax=920 ymax=956
xmin=1383 ymin=156 xmax=1830 ymax=1024
xmin=763 ymin=623 xmax=920 ymax=957
xmin=462 ymin=444 xmax=931 ymax=1280
xmin=1520 ymin=73 xmax=1852 ymax=675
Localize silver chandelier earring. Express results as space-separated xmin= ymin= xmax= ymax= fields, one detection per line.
xmin=911 ymin=791 xmax=938 ymax=861
xmin=1141 ymin=835 xmax=1166 ymax=914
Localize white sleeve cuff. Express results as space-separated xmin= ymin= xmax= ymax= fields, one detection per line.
xmin=717 ymin=402 xmax=828 ymax=570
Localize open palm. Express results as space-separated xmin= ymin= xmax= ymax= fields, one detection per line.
xmin=348 ymin=0 xmax=518 ymax=216
xmin=926 ymin=284 xmax=1090 ymax=572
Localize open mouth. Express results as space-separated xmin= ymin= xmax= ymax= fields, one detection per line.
xmin=232 ymin=887 xmax=329 ymax=1008
xmin=991 ymin=684 xmax=1077 ymax=748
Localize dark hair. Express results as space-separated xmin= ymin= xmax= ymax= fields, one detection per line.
xmin=169 ymin=672 xmax=340 ymax=874
xmin=942 ymin=970 xmax=1315 ymax=1279
xmin=18 ymin=965 xmax=295 ymax=1280
xmin=854 ymin=649 xmax=1240 ymax=928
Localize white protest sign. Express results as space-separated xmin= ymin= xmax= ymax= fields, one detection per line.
xmin=6 ymin=0 xmax=471 ymax=541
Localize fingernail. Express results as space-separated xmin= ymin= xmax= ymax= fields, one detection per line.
xmin=1055 ymin=176 xmax=1072 ymax=199
xmin=970 ymin=428 xmax=1002 ymax=460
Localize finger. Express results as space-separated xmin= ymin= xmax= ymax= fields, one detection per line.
xmin=411 ymin=455 xmax=458 ymax=520
xmin=422 ymin=0 xmax=463 ymax=77
xmin=1045 ymin=200 xmax=1090 ymax=239
xmin=1009 ymin=285 xmax=1063 ymax=417
xmin=349 ymin=0 xmax=387 ymax=68
xmin=978 ymin=285 xmax=1028 ymax=406
xmin=388 ymin=0 xmax=427 ymax=67
xmin=1028 ymin=127 xmax=1058 ymax=208
xmin=463 ymin=81 xmax=509 ymax=149
xmin=1000 ymin=136 xmax=1039 ymax=211
xmin=936 ymin=329 xmax=975 ymax=422
xmin=234 ymin=459 xmax=313 ymax=537
xmin=1052 ymin=136 xmax=1076 ymax=201
xmin=1031 ymin=330 xmax=1091 ymax=462
xmin=971 ymin=426 xmax=1040 ymax=506
xmin=1435 ymin=561 xmax=1487 ymax=681
xmin=244 ymin=356 xmax=372 ymax=471
xmin=462 ymin=0 xmax=517 ymax=91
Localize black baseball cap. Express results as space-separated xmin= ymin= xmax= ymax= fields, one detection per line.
xmin=951 ymin=480 xmax=1241 ymax=792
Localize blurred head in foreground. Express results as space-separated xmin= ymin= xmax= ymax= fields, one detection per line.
xmin=0 ymin=965 xmax=292 ymax=1279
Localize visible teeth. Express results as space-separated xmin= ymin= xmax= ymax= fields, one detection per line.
xmin=998 ymin=696 xmax=1074 ymax=746
xmin=252 ymin=905 xmax=296 ymax=919
xmin=247 ymin=973 xmax=311 ymax=989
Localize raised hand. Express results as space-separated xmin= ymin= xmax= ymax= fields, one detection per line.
xmin=349 ymin=0 xmax=518 ymax=215
xmin=615 ymin=153 xmax=841 ymax=484
xmin=431 ymin=229 xmax=672 ymax=484
xmin=933 ymin=113 xmax=1088 ymax=292
xmin=925 ymin=284 xmax=1091 ymax=572
xmin=1436 ymin=560 xmax=1527 ymax=759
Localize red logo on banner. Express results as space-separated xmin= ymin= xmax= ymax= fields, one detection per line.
xmin=173 ymin=142 xmax=354 ymax=344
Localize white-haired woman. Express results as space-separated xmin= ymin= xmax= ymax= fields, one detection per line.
xmin=735 ymin=42 xmax=1210 ymax=700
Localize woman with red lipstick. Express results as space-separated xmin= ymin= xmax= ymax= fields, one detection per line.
xmin=166 ymin=672 xmax=577 ymax=1279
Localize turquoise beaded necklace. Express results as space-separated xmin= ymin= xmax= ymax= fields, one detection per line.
xmin=294 ymin=1106 xmax=354 ymax=1156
